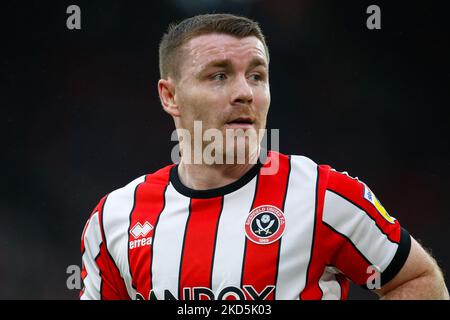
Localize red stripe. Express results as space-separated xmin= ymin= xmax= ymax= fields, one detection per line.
xmin=81 ymin=265 xmax=87 ymax=281
xmin=128 ymin=166 xmax=173 ymax=299
xmin=322 ymin=223 xmax=372 ymax=285
xmin=241 ymin=151 xmax=290 ymax=300
xmin=81 ymin=195 xmax=107 ymax=254
xmin=81 ymin=196 xmax=115 ymax=299
xmin=179 ymin=197 xmax=223 ymax=300
xmin=79 ymin=288 xmax=85 ymax=298
xmin=95 ymin=242 xmax=127 ymax=299
xmin=327 ymin=170 xmax=401 ymax=243
xmin=300 ymin=164 xmax=330 ymax=299
xmin=96 ymin=198 xmax=130 ymax=300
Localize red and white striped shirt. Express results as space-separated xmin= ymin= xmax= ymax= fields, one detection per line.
xmin=80 ymin=151 xmax=410 ymax=300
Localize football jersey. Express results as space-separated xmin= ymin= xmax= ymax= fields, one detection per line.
xmin=80 ymin=151 xmax=411 ymax=300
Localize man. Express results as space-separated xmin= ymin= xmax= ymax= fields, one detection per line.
xmin=80 ymin=14 xmax=449 ymax=300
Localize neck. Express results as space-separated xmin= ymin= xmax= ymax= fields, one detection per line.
xmin=177 ymin=150 xmax=260 ymax=190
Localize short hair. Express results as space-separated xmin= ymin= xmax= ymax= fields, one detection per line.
xmin=159 ymin=13 xmax=269 ymax=80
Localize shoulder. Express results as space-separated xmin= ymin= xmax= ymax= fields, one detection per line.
xmin=284 ymin=153 xmax=369 ymax=205
xmin=283 ymin=153 xmax=336 ymax=188
xmin=323 ymin=167 xmax=380 ymax=217
xmin=100 ymin=164 xmax=175 ymax=220
xmin=315 ymin=163 xmax=399 ymax=231
xmin=288 ymin=154 xmax=318 ymax=171
xmin=278 ymin=153 xmax=319 ymax=177
xmin=280 ymin=152 xmax=399 ymax=227
xmin=286 ymin=153 xmax=363 ymax=192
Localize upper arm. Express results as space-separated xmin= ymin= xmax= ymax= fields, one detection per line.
xmin=321 ymin=169 xmax=449 ymax=299
xmin=374 ymin=236 xmax=443 ymax=297
xmin=321 ymin=169 xmax=411 ymax=288
xmin=80 ymin=196 xmax=130 ymax=300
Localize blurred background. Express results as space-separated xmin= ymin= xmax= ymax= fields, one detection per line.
xmin=1 ymin=0 xmax=449 ymax=299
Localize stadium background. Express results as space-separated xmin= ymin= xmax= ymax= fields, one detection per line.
xmin=2 ymin=0 xmax=449 ymax=299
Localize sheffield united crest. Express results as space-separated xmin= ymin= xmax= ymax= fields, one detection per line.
xmin=245 ymin=205 xmax=286 ymax=245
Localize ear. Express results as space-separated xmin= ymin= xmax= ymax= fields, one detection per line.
xmin=158 ymin=78 xmax=180 ymax=117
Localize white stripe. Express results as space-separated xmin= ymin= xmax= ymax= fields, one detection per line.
xmin=151 ymin=183 xmax=191 ymax=299
xmin=211 ymin=177 xmax=257 ymax=297
xmin=102 ymin=175 xmax=146 ymax=299
xmin=323 ymin=191 xmax=398 ymax=272
xmin=275 ymin=156 xmax=318 ymax=299
xmin=81 ymin=212 xmax=102 ymax=300
xmin=318 ymin=266 xmax=341 ymax=300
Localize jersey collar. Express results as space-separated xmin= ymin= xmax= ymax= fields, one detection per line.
xmin=170 ymin=161 xmax=263 ymax=199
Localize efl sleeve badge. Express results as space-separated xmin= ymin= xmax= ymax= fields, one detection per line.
xmin=362 ymin=183 xmax=396 ymax=224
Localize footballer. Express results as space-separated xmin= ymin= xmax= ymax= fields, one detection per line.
xmin=80 ymin=14 xmax=449 ymax=300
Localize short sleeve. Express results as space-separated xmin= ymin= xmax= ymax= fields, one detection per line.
xmin=321 ymin=170 xmax=411 ymax=288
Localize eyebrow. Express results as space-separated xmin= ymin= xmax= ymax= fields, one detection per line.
xmin=248 ymin=57 xmax=268 ymax=70
xmin=199 ymin=59 xmax=230 ymax=73
xmin=197 ymin=57 xmax=268 ymax=75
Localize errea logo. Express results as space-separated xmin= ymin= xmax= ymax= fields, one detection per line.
xmin=131 ymin=222 xmax=153 ymax=239
xmin=129 ymin=222 xmax=153 ymax=250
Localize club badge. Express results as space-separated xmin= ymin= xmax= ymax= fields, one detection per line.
xmin=245 ymin=205 xmax=286 ymax=245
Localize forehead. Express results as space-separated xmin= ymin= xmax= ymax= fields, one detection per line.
xmin=183 ymin=33 xmax=268 ymax=70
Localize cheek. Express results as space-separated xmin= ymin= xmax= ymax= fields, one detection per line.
xmin=177 ymin=87 xmax=201 ymax=116
xmin=177 ymin=86 xmax=224 ymax=123
xmin=255 ymin=87 xmax=271 ymax=114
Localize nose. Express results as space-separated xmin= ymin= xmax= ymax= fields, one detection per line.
xmin=231 ymin=75 xmax=253 ymax=106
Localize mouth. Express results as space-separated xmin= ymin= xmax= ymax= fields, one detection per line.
xmin=225 ymin=117 xmax=255 ymax=129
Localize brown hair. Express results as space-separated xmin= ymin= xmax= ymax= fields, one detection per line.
xmin=159 ymin=13 xmax=269 ymax=80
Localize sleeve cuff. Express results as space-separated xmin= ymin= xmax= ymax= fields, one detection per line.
xmin=380 ymin=227 xmax=412 ymax=286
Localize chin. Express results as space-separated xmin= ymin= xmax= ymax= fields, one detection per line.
xmin=223 ymin=141 xmax=259 ymax=165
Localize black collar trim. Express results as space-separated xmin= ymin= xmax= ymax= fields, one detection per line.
xmin=170 ymin=162 xmax=263 ymax=199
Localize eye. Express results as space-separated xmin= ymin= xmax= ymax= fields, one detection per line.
xmin=212 ymin=73 xmax=227 ymax=81
xmin=249 ymin=73 xmax=263 ymax=82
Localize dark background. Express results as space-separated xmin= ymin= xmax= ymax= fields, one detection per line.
xmin=2 ymin=0 xmax=449 ymax=299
